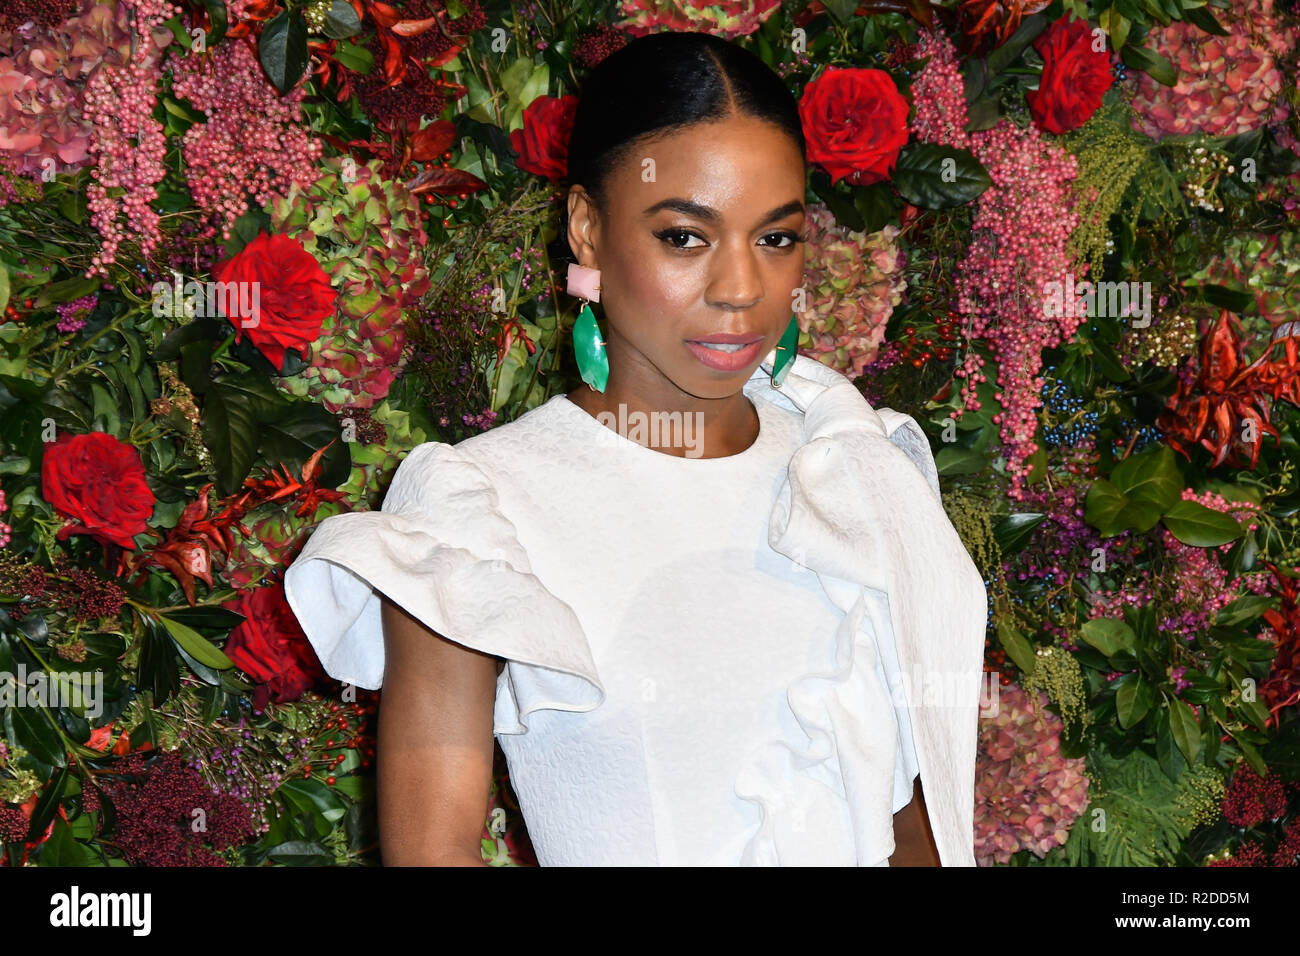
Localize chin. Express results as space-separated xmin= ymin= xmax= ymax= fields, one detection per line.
xmin=671 ymin=366 xmax=758 ymax=401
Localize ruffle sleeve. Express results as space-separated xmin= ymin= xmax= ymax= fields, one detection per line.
xmin=739 ymin=354 xmax=986 ymax=867
xmin=282 ymin=441 xmax=605 ymax=736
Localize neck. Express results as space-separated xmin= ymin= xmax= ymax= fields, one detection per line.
xmin=567 ymin=340 xmax=760 ymax=459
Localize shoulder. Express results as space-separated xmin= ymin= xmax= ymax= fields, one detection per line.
xmin=874 ymin=407 xmax=941 ymax=500
xmin=381 ymin=397 xmax=571 ymax=515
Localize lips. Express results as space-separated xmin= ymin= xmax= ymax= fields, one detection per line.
xmin=685 ymin=333 xmax=767 ymax=372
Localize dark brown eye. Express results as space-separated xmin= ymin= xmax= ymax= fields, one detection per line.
xmin=761 ymin=231 xmax=805 ymax=249
xmin=654 ymin=228 xmax=706 ymax=249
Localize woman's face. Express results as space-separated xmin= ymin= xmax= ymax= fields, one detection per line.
xmin=566 ymin=113 xmax=807 ymax=404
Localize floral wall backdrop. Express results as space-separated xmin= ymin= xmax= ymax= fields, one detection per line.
xmin=0 ymin=0 xmax=1298 ymax=866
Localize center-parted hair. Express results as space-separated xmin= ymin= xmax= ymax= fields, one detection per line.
xmin=551 ymin=30 xmax=808 ymax=263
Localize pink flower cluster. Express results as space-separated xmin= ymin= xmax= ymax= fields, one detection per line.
xmin=957 ymin=123 xmax=1080 ymax=498
xmin=1159 ymin=491 xmax=1260 ymax=638
xmin=908 ymin=28 xmax=971 ymax=149
xmin=974 ymin=681 xmax=1090 ymax=865
xmin=0 ymin=486 xmax=10 ymax=548
xmin=1088 ymin=488 xmax=1269 ymax=645
xmin=910 ymin=29 xmax=1082 ymax=499
xmin=56 ymin=291 xmax=96 ymax=332
xmin=83 ymin=46 xmax=165 ymax=275
xmin=1222 ymin=765 xmax=1289 ymax=827
xmin=1129 ymin=0 xmax=1296 ymax=140
xmin=81 ymin=0 xmax=177 ymax=276
xmin=167 ymin=34 xmax=323 ymax=241
xmin=100 ymin=750 xmax=254 ymax=866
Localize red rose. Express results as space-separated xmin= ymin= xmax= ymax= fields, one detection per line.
xmin=211 ymin=230 xmax=337 ymax=371
xmin=223 ymin=582 xmax=327 ymax=709
xmin=510 ymin=94 xmax=578 ymax=182
xmin=41 ymin=431 xmax=155 ymax=550
xmin=1026 ymin=15 xmax=1113 ymax=135
xmin=799 ymin=67 xmax=911 ymax=186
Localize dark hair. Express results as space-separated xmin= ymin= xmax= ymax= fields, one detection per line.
xmin=550 ymin=31 xmax=807 ymax=265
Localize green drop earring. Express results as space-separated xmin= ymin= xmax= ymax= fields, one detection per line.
xmin=771 ymin=313 xmax=799 ymax=388
xmin=567 ymin=263 xmax=609 ymax=393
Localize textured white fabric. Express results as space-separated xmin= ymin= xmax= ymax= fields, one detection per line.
xmin=283 ymin=353 xmax=986 ymax=866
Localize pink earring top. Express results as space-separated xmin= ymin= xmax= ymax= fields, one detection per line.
xmin=566 ymin=262 xmax=601 ymax=303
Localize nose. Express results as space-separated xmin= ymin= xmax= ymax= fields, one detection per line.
xmin=705 ymin=238 xmax=763 ymax=311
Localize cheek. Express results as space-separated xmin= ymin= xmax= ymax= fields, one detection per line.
xmin=610 ymin=239 xmax=699 ymax=321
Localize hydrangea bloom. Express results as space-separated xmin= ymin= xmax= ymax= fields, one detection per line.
xmin=615 ymin=0 xmax=781 ymax=40
xmin=797 ymin=202 xmax=906 ymax=380
xmin=974 ymin=681 xmax=1090 ymax=865
xmin=1129 ymin=0 xmax=1295 ymax=140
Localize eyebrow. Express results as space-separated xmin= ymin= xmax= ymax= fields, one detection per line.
xmin=641 ymin=197 xmax=805 ymax=226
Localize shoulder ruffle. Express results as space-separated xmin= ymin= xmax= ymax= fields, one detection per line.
xmin=283 ymin=441 xmax=605 ymax=736
xmin=740 ymin=354 xmax=987 ymax=866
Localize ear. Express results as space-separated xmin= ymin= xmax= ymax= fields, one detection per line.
xmin=566 ymin=186 xmax=601 ymax=268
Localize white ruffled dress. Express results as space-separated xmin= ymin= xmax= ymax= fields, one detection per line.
xmin=283 ymin=353 xmax=988 ymax=866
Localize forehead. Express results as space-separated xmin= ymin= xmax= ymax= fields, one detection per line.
xmin=605 ymin=116 xmax=805 ymax=214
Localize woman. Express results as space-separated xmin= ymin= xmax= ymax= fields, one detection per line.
xmin=283 ymin=30 xmax=988 ymax=867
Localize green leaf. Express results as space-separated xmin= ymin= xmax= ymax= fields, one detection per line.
xmin=1079 ymin=617 xmax=1136 ymax=658
xmin=171 ymin=634 xmax=224 ymax=686
xmin=822 ymin=0 xmax=858 ymax=25
xmin=1227 ymin=727 xmax=1268 ymax=777
xmin=259 ymin=9 xmax=310 ymax=95
xmin=1111 ymin=443 xmax=1181 ymax=511
xmin=267 ymin=840 xmax=334 ymax=866
xmin=0 ymin=262 xmax=8 ymax=314
xmin=33 ymin=276 xmax=100 ymax=310
xmin=996 ymin=621 xmax=1037 ymax=674
xmin=1183 ymin=283 xmax=1254 ymax=313
xmin=1121 ymin=43 xmax=1178 ymax=87
xmin=892 ymin=144 xmax=992 ymax=209
xmin=258 ymin=401 xmax=350 ymax=490
xmin=154 ymin=317 xmax=228 ymax=361
xmin=852 ymin=181 xmax=898 ymax=234
xmin=934 ymin=426 xmax=992 ymax=475
xmin=138 ymin=617 xmax=181 ymax=704
xmin=1114 ymin=673 xmax=1154 ymax=728
xmin=39 ymin=815 xmax=101 ymax=866
xmin=1153 ymin=708 xmax=1185 ymax=779
xmin=158 ymin=615 xmax=235 ymax=670
xmin=1083 ymin=477 xmax=1163 ymax=535
xmin=1234 ymin=690 xmax=1270 ymax=732
xmin=26 ymin=766 xmax=69 ymax=842
xmin=986 ymin=13 xmax=1048 ymax=74
xmin=499 ymin=57 xmax=534 ymax=100
xmin=1183 ymin=4 xmax=1229 ymax=35
xmin=1104 ymin=7 xmax=1131 ymax=52
xmin=331 ymin=39 xmax=373 ymax=74
xmin=1226 ymin=529 xmax=1259 ymax=574
xmin=201 ymin=375 xmax=284 ymax=495
xmin=518 ymin=62 xmax=550 ymax=111
xmin=322 ymin=0 xmax=361 ymax=38
xmin=3 ymin=695 xmax=66 ymax=768
xmin=1215 ymin=594 xmax=1275 ymax=627
xmin=1161 ymin=500 xmax=1242 ymax=547
xmin=279 ymin=776 xmax=347 ymax=822
xmin=162 ymin=95 xmax=203 ymax=125
xmin=1166 ymin=696 xmax=1202 ymax=765
xmin=165 ymin=606 xmax=247 ymax=632
xmin=198 ymin=0 xmax=228 ymax=45
xmin=993 ymin=513 xmax=1046 ymax=554
xmin=963 ymin=92 xmax=1000 ymax=133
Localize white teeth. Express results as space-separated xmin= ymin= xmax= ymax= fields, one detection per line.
xmin=695 ymin=342 xmax=750 ymax=352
